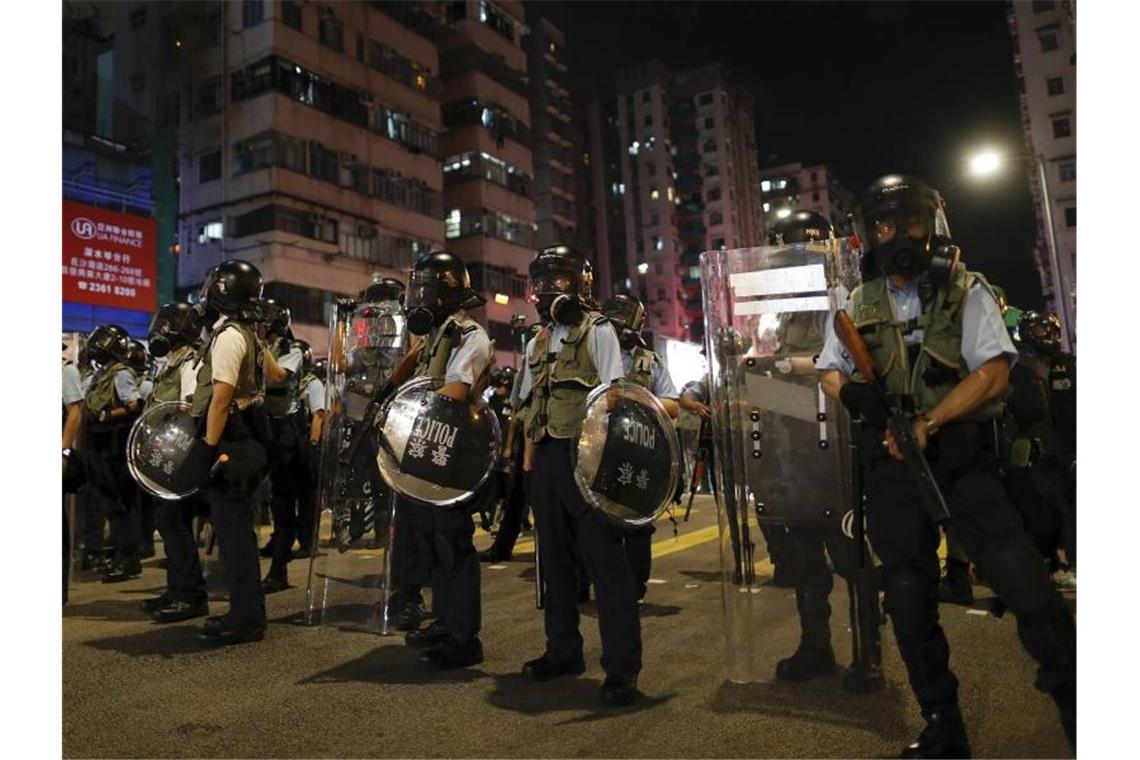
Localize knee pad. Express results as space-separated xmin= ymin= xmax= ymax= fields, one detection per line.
xmin=976 ymin=534 xmax=1054 ymax=617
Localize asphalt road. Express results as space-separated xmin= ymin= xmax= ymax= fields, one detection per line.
xmin=63 ymin=496 xmax=1074 ymax=759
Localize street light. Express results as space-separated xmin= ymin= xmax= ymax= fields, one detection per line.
xmin=965 ymin=147 xmax=1073 ymax=352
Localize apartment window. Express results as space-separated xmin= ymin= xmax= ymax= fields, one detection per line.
xmin=129 ymin=6 xmax=147 ymax=29
xmin=810 ymin=171 xmax=817 ymax=182
xmin=199 ymin=151 xmax=221 ymax=183
xmin=654 ymin=236 xmax=664 ymax=252
xmin=1046 ymin=76 xmax=1065 ymax=96
xmin=196 ymin=220 xmax=223 ymax=245
xmin=812 ymin=191 xmax=820 ymax=202
xmin=129 ymin=71 xmax=146 ymax=94
xmin=1032 ymin=0 xmax=1056 ymax=12
xmin=697 ymin=92 xmax=713 ymax=106
xmin=656 ymin=288 xmax=666 ymax=302
xmin=650 ymin=188 xmax=660 ymax=200
xmin=282 ymin=0 xmax=303 ymax=31
xmin=705 ymin=165 xmax=720 ymax=177
xmin=643 ymin=114 xmax=652 ymax=127
xmin=446 ymin=1 xmax=467 ymax=22
xmin=655 ymin=262 xmax=662 ymax=275
xmin=761 ymin=180 xmax=771 ymax=192
xmin=646 ymin=162 xmax=656 ymax=177
xmin=708 ymin=211 xmax=723 ymax=226
xmin=1064 ymin=207 xmax=1076 ymax=228
xmin=712 ymin=237 xmax=726 ymax=250
xmin=319 ymin=7 xmax=344 ymax=52
xmin=650 ymin=212 xmax=660 ymax=226
xmin=1058 ymin=161 xmax=1076 ymax=182
xmin=703 ymin=138 xmax=717 ymax=153
xmin=707 ymin=187 xmax=721 ymax=202
xmin=242 ymin=0 xmax=264 ymax=28
xmin=704 ymin=116 xmax=714 ymax=129
xmin=641 ymin=90 xmax=650 ymax=103
xmin=193 ymin=77 xmax=220 ymax=119
xmin=1051 ymin=116 xmax=1072 ymax=138
xmin=1039 ymin=30 xmax=1059 ymax=53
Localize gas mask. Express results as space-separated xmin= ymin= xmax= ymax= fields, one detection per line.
xmin=537 ymin=293 xmax=584 ymax=327
xmin=618 ymin=328 xmax=641 ymax=351
xmin=873 ymin=231 xmax=961 ymax=288
xmin=147 ymin=333 xmax=172 ymax=359
xmin=406 ymin=305 xmax=444 ymax=336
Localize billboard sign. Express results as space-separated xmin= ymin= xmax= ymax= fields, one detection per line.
xmin=62 ymin=199 xmax=157 ymax=312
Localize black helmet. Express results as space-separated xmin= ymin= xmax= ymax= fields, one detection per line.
xmin=360 ymin=277 xmax=406 ymax=305
xmin=602 ymin=293 xmax=647 ymax=351
xmin=530 ymin=245 xmax=591 ymax=326
xmin=859 ymin=174 xmax=955 ymax=281
xmin=147 ymin=302 xmax=205 ymax=358
xmin=404 ymin=251 xmax=484 ymax=336
xmin=490 ymin=365 xmax=517 ymax=389
xmin=201 ymin=259 xmax=264 ymax=322
xmin=259 ymin=297 xmax=291 ymax=337
xmin=768 ymin=210 xmax=834 ymax=245
xmin=1018 ymin=311 xmax=1062 ymax=354
xmin=313 ymin=357 xmax=327 ymax=382
xmin=87 ymin=324 xmax=131 ymax=365
xmin=126 ymin=339 xmax=149 ymax=373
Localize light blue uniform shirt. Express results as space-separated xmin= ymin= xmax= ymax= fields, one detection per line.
xmin=62 ymin=364 xmax=84 ymax=406
xmin=517 ymin=320 xmax=625 ymax=404
xmin=114 ymin=369 xmax=142 ymax=406
xmin=816 ymin=277 xmax=1018 ymax=376
xmin=304 ymin=377 xmax=326 ymax=414
xmin=268 ymin=345 xmax=304 ymax=414
xmin=622 ymin=350 xmax=679 ymax=399
xmin=444 ymin=325 xmax=493 ymax=387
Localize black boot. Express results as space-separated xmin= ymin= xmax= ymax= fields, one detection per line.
xmin=899 ymin=705 xmax=971 ymax=759
xmin=102 ymin=554 xmax=142 ymax=583
xmin=777 ymin=588 xmax=837 ymax=682
xmin=937 ymin=560 xmax=974 ymax=606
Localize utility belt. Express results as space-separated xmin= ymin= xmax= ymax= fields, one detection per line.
xmin=218 ymin=401 xmax=272 ymax=448
xmin=85 ymin=409 xmax=136 ymax=435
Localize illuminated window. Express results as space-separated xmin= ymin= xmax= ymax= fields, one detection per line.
xmin=761 ymin=180 xmax=771 ymax=192
xmin=650 ymin=188 xmax=660 ymax=200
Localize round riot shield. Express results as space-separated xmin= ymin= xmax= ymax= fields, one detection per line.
xmin=126 ymin=400 xmax=202 ymax=500
xmin=572 ymin=380 xmax=681 ymax=527
xmin=375 ymin=377 xmax=502 ymax=506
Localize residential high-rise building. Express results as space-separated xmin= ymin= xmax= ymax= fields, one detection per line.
xmin=1008 ymin=0 xmax=1076 ymax=351
xmin=111 ymin=1 xmax=446 ymax=349
xmin=611 ymin=60 xmax=764 ymax=343
xmin=757 ymin=162 xmax=856 ymax=237
xmin=438 ymin=0 xmax=538 ymax=364
xmin=524 ymin=14 xmax=577 ymax=251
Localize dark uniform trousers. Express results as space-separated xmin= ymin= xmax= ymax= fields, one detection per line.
xmin=623 ymin=525 xmax=655 ymax=600
xmin=154 ymin=498 xmax=207 ymax=604
xmin=533 ymin=438 xmax=641 ymax=681
xmin=87 ymin=426 xmax=141 ymax=557
xmin=489 ymin=443 xmax=529 ymax=556
xmin=863 ymin=422 xmax=1075 ymax=720
xmin=207 ymin=437 xmax=268 ymax=629
xmin=394 ymin=495 xmax=480 ymax=643
xmin=267 ymin=413 xmax=305 ymax=577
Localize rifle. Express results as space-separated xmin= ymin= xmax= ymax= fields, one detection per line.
xmin=833 ymin=311 xmax=952 ymax=524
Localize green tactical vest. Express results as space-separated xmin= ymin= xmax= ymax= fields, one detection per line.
xmin=777 ymin=313 xmax=824 ymax=357
xmin=191 ymin=321 xmax=261 ymax=418
xmin=848 ymin=267 xmax=1004 ymax=419
xmin=526 ymin=312 xmax=607 ymax=442
xmin=264 ymin=338 xmax=300 ymax=418
xmin=625 ymin=347 xmax=661 ymax=391
xmin=150 ymin=344 xmax=196 ymax=405
xmin=413 ymin=313 xmax=483 ymax=381
xmin=85 ymin=361 xmax=129 ymax=415
xmin=296 ymin=371 xmax=319 ymax=416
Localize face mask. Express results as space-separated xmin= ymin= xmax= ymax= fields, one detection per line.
xmin=148 ymin=334 xmax=171 ymax=359
xmin=550 ymin=294 xmax=583 ymax=326
xmin=618 ymin=328 xmax=639 ymax=351
xmin=406 ymin=306 xmax=435 ymax=336
xmin=874 ymin=234 xmax=930 ymax=278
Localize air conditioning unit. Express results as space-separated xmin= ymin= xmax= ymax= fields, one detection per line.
xmin=357 ymin=225 xmax=377 ymax=239
xmin=360 ymin=93 xmax=374 ymax=107
xmin=340 ymin=152 xmax=358 ymax=166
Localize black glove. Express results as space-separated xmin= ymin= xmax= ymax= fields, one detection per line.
xmin=839 ymin=382 xmax=891 ymax=429
xmin=178 ymin=438 xmax=218 ymax=492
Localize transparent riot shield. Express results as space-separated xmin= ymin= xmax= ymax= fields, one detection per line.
xmin=700 ymin=240 xmax=882 ymax=687
xmin=305 ymin=299 xmax=406 ymax=632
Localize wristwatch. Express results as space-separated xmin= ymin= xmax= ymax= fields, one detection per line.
xmin=917 ymin=413 xmax=939 ymax=437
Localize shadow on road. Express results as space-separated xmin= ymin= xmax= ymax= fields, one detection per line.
xmin=64 ymin=598 xmax=150 ymax=623
xmin=579 ymin=602 xmax=682 ymax=619
xmin=708 ymin=680 xmax=911 ymax=741
xmin=297 ymin=644 xmax=487 ymax=685
xmin=82 ymin=624 xmax=217 ymax=658
xmin=484 ymin=673 xmax=676 ymax=723
xmin=679 ymin=569 xmax=724 ymax=583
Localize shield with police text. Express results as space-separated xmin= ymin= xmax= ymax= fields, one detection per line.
xmin=126 ymin=401 xmax=203 ymax=500
xmin=700 ymin=240 xmax=879 ymax=687
xmin=572 ymin=381 xmax=681 ymax=527
xmin=305 ymin=297 xmax=406 ymax=633
xmin=375 ymin=377 xmax=502 ymax=506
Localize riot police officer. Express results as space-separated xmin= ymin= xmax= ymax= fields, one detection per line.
xmin=601 ymin=294 xmax=679 ymax=602
xmin=517 ymin=245 xmax=639 ymax=706
xmin=294 ymin=341 xmax=325 ymax=558
xmin=83 ymin=324 xmax=144 ymax=582
xmin=479 ymin=361 xmax=534 ymax=563
xmin=138 ymin=303 xmax=211 ymax=623
xmin=765 ymin=211 xmax=884 ymax=694
xmin=817 ymin=175 xmax=1076 ymax=756
xmin=181 ymin=259 xmax=274 ymax=644
xmin=63 ymin=342 xmax=86 ymax=604
xmin=259 ymin=298 xmax=306 ymax=593
xmin=396 ymin=251 xmax=493 ymax=669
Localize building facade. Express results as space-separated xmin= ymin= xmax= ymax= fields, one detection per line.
xmin=1008 ymin=0 xmax=1076 ymax=351
xmin=757 ymin=161 xmax=856 ymax=238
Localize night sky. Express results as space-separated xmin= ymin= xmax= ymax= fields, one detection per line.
xmin=546 ymin=0 xmax=1044 ymax=309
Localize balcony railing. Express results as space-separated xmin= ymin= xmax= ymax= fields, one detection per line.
xmin=441 ymin=45 xmax=527 ymax=97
